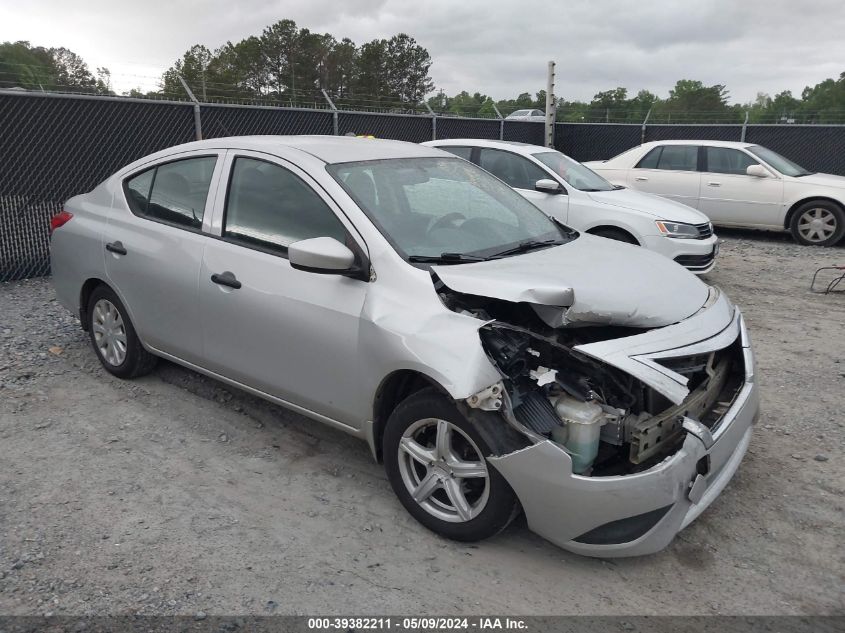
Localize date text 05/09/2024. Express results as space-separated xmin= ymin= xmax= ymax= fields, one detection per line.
xmin=307 ymin=617 xmax=528 ymax=630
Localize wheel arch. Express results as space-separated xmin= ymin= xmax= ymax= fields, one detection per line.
xmin=585 ymin=225 xmax=641 ymax=245
xmin=79 ymin=277 xmax=109 ymax=331
xmin=371 ymin=370 xmax=447 ymax=462
xmin=784 ymin=196 xmax=845 ymax=231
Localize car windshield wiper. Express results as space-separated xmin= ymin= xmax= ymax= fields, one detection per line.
xmin=794 ymin=172 xmax=815 ymax=177
xmin=408 ymin=252 xmax=488 ymax=264
xmin=489 ymin=238 xmax=562 ymax=259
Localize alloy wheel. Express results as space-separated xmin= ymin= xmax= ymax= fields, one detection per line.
xmin=397 ymin=418 xmax=490 ymax=523
xmin=797 ymin=207 xmax=838 ymax=243
xmin=92 ymin=299 xmax=127 ymax=366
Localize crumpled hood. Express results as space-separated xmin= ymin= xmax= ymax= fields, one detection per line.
xmin=788 ymin=172 xmax=845 ymax=189
xmin=433 ymin=234 xmax=710 ymax=328
xmin=586 ymin=188 xmax=707 ymax=223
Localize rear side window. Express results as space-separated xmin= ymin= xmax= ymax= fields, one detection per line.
xmin=636 ymin=145 xmax=699 ymax=171
xmin=223 ymin=157 xmax=347 ymax=255
xmin=124 ymin=156 xmax=217 ymax=229
xmin=441 ymin=146 xmax=473 ymax=160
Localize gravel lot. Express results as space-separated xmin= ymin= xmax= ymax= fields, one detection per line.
xmin=1 ymin=230 xmax=843 ymax=617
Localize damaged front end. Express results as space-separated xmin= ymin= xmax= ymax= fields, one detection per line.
xmin=438 ymin=277 xmax=758 ymax=557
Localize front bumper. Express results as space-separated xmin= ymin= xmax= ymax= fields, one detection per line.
xmin=641 ymin=234 xmax=719 ymax=275
xmin=489 ymin=307 xmax=758 ymax=558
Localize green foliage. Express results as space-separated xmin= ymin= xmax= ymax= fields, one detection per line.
xmin=0 ymin=41 xmax=112 ymax=94
xmin=155 ymin=22 xmax=434 ymax=110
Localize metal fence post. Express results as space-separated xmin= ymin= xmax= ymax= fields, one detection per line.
xmin=741 ymin=110 xmax=749 ymax=142
xmin=177 ymin=75 xmax=202 ymax=141
xmin=493 ymin=103 xmax=504 ymax=140
xmin=423 ymin=101 xmax=437 ymax=140
xmin=321 ymin=89 xmax=339 ymax=135
xmin=641 ymin=107 xmax=652 ymax=145
xmin=545 ymin=61 xmax=556 ymax=148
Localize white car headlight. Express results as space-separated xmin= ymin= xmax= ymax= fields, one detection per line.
xmin=655 ymin=220 xmax=700 ymax=239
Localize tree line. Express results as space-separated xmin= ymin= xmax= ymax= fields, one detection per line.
xmin=3 ymin=30 xmax=845 ymax=124
xmin=435 ymin=75 xmax=845 ymax=124
xmin=156 ymin=19 xmax=433 ymax=110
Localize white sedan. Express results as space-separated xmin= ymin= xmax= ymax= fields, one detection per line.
xmin=585 ymin=140 xmax=845 ymax=246
xmin=424 ymin=139 xmax=719 ymax=273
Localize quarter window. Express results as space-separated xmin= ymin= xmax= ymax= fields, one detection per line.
xmin=478 ymin=148 xmax=548 ymax=190
xmin=223 ymin=157 xmax=347 ymax=255
xmin=705 ymin=147 xmax=759 ymax=175
xmin=636 ymin=145 xmax=698 ymax=171
xmin=124 ymin=156 xmax=217 ymax=229
xmin=441 ymin=146 xmax=473 ymax=160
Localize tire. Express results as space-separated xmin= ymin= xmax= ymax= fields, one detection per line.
xmin=789 ymin=201 xmax=845 ymax=246
xmin=383 ymin=387 xmax=520 ymax=542
xmin=590 ymin=227 xmax=639 ymax=245
xmin=86 ymin=285 xmax=157 ymax=379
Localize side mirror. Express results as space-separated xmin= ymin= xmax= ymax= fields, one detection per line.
xmin=535 ymin=178 xmax=563 ymax=194
xmin=746 ymin=164 xmax=769 ymax=178
xmin=289 ymin=237 xmax=355 ymax=275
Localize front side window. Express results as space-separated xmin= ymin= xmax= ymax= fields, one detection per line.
xmin=124 ymin=156 xmax=217 ymax=229
xmin=223 ymin=157 xmax=347 ymax=255
xmin=705 ymin=147 xmax=759 ymax=175
xmin=330 ymin=157 xmax=569 ymax=260
xmin=533 ymin=151 xmax=613 ymax=191
xmin=636 ymin=145 xmax=698 ymax=171
xmin=478 ymin=148 xmax=548 ymax=190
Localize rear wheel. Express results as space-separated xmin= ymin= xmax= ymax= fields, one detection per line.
xmin=383 ymin=388 xmax=519 ymax=541
xmin=789 ymin=201 xmax=845 ymax=246
xmin=87 ymin=285 xmax=157 ymax=379
xmin=590 ymin=227 xmax=639 ymax=245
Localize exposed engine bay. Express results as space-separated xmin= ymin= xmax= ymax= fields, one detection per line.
xmin=436 ymin=277 xmax=745 ymax=476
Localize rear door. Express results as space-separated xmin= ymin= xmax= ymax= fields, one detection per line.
xmin=475 ymin=147 xmax=569 ymax=221
xmin=105 ymin=152 xmax=224 ymax=364
xmin=698 ymin=146 xmax=784 ymax=228
xmin=627 ymin=144 xmax=702 ymax=208
xmin=198 ymin=151 xmax=369 ymax=425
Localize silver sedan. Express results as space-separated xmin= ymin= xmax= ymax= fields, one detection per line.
xmin=50 ymin=136 xmax=759 ymax=557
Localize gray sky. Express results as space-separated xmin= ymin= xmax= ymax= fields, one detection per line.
xmin=3 ymin=0 xmax=843 ymax=103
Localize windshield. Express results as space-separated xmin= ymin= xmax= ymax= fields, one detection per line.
xmin=747 ymin=145 xmax=812 ymax=177
xmin=532 ymin=151 xmax=615 ymax=191
xmin=329 ymin=157 xmax=570 ymax=261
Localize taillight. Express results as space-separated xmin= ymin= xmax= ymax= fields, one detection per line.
xmin=50 ymin=211 xmax=73 ymax=235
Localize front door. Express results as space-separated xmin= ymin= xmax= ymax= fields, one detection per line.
xmin=475 ymin=147 xmax=569 ymax=222
xmin=697 ymin=146 xmax=784 ymax=228
xmin=198 ymin=152 xmax=369 ymax=425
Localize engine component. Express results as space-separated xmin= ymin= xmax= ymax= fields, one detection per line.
xmin=466 ymin=383 xmax=504 ymax=411
xmin=514 ymin=391 xmax=560 ymax=435
xmin=479 ymin=328 xmax=531 ymax=378
xmin=553 ymin=395 xmax=606 ymax=474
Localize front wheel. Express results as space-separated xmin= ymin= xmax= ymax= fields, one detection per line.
xmin=383 ymin=388 xmax=519 ymax=542
xmin=789 ymin=201 xmax=845 ymax=246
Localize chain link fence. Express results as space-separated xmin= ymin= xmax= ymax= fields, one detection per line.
xmin=3 ymin=89 xmax=845 ymax=281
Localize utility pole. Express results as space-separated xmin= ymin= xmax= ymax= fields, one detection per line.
xmin=545 ymin=60 xmax=556 ymax=148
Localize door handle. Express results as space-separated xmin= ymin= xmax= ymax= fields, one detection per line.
xmin=105 ymin=241 xmax=127 ymax=255
xmin=707 ymin=181 xmax=721 ymax=187
xmin=634 ymin=176 xmax=648 ymax=181
xmin=210 ymin=271 xmax=242 ymax=290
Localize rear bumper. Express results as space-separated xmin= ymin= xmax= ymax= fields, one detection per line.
xmin=489 ymin=308 xmax=758 ymax=558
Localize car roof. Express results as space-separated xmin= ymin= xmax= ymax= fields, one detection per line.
xmin=156 ymin=135 xmax=446 ymax=164
xmin=424 ymin=138 xmax=551 ymax=155
xmin=640 ymin=139 xmax=755 ymax=150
